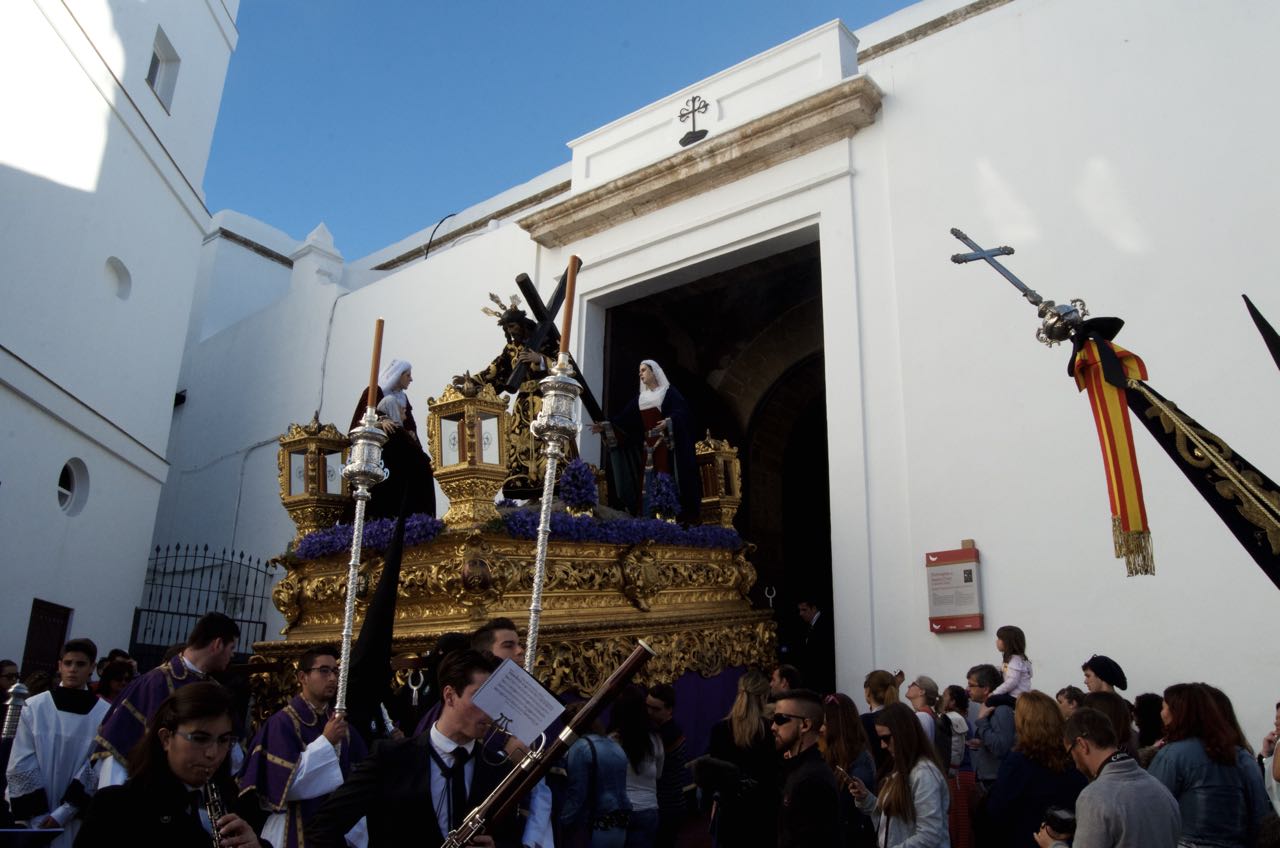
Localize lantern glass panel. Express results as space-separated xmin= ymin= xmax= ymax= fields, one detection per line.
xmin=479 ymin=413 xmax=499 ymax=465
xmin=442 ymin=414 xmax=465 ymax=466
xmin=323 ymin=450 xmax=343 ymax=494
xmin=289 ymin=451 xmax=307 ymax=496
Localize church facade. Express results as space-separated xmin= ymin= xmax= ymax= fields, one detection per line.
xmin=7 ymin=0 xmax=1280 ymax=738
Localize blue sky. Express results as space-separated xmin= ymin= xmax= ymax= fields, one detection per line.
xmin=204 ymin=1 xmax=916 ymax=260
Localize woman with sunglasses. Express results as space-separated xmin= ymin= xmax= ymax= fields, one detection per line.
xmin=821 ymin=693 xmax=876 ymax=848
xmin=1147 ymin=683 xmax=1268 ymax=848
xmin=847 ymin=702 xmax=950 ymax=847
xmin=76 ymin=682 xmax=265 ymax=847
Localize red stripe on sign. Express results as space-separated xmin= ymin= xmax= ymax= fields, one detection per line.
xmin=929 ymin=614 xmax=984 ymax=633
xmin=924 ymin=549 xmax=979 ymax=566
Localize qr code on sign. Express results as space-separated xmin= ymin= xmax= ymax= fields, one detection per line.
xmin=963 ymin=569 xmax=973 ymax=583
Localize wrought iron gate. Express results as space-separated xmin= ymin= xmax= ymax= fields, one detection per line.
xmin=130 ymin=544 xmax=278 ymax=671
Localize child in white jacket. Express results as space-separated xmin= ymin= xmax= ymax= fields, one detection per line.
xmin=991 ymin=625 xmax=1032 ymax=698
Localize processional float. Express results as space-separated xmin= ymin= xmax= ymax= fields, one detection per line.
xmin=331 ymin=261 xmax=659 ymax=845
xmin=951 ymin=228 xmax=1280 ymax=588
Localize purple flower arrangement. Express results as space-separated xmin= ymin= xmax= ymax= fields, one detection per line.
xmin=557 ymin=458 xmax=598 ymax=511
xmin=294 ymin=512 xmax=445 ymax=560
xmin=293 ymin=504 xmax=742 ymax=560
xmin=501 ymin=508 xmax=741 ymax=549
xmin=649 ymin=472 xmax=680 ymax=518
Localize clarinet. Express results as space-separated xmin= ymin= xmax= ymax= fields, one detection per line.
xmin=203 ymin=780 xmax=228 ymax=848
xmin=442 ymin=641 xmax=654 ymax=848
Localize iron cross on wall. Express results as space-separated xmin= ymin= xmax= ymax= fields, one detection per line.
xmin=678 ymin=95 xmax=709 ymax=147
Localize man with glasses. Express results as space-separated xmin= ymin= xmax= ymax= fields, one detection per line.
xmin=770 ymin=688 xmax=837 ymax=847
xmin=1035 ymin=706 xmax=1179 ymax=848
xmin=238 ymin=644 xmax=367 ymax=848
xmin=5 ymin=638 xmax=109 ymax=846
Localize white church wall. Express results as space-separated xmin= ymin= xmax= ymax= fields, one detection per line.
xmin=0 ymin=0 xmax=236 ymax=661
xmin=72 ymin=0 xmax=238 ymax=190
xmin=0 ymin=384 xmax=162 ymax=660
xmin=850 ymin=0 xmax=1280 ymax=741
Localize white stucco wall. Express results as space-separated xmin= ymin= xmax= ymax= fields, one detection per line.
xmin=0 ymin=0 xmax=236 ymax=660
xmin=847 ymin=0 xmax=1280 ymax=742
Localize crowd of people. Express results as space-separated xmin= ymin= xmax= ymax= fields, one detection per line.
xmin=4 ymin=613 xmax=1280 ymax=848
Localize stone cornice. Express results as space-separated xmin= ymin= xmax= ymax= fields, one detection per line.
xmin=518 ymin=75 xmax=882 ymax=248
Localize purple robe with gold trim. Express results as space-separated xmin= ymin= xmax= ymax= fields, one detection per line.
xmin=236 ymin=695 xmax=366 ymax=848
xmin=91 ymin=655 xmax=207 ymax=768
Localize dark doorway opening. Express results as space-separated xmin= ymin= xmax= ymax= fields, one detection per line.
xmin=598 ymin=233 xmax=831 ymax=652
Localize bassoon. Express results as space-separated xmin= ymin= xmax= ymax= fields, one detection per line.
xmin=441 ymin=641 xmax=654 ymax=848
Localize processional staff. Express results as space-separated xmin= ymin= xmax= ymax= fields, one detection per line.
xmin=336 ymin=318 xmax=390 ymax=715
xmin=525 ymin=256 xmax=583 ymax=674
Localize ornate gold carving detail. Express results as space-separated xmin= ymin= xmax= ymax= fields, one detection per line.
xmin=256 ymin=530 xmax=769 ymax=715
xmin=272 ymin=569 xmax=304 ymax=636
xmin=247 ymin=655 xmax=299 ymax=729
xmin=619 ymin=542 xmax=665 ymax=611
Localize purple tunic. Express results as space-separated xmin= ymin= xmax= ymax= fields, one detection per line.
xmin=91 ymin=656 xmax=207 ymax=768
xmin=237 ymin=695 xmax=366 ymax=848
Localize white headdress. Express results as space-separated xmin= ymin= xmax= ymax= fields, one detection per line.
xmin=378 ymin=359 xmax=412 ymax=395
xmin=638 ymin=359 xmax=670 ymax=411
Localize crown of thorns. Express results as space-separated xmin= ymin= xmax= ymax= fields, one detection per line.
xmin=480 ymin=292 xmax=527 ymax=324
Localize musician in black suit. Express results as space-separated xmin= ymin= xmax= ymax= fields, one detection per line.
xmin=307 ymin=650 xmax=523 ymax=848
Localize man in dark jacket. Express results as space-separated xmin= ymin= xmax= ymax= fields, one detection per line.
xmin=308 ymin=650 xmax=527 ymax=848
xmin=771 ymin=688 xmax=837 ymax=847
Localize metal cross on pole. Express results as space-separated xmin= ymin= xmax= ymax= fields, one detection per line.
xmin=949 ymin=227 xmax=1089 ymax=347
xmin=949 ymin=228 xmax=1044 ymax=306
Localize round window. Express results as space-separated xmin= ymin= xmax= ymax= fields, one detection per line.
xmin=57 ymin=459 xmax=89 ymax=515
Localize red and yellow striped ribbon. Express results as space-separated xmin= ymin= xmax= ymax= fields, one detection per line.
xmin=1074 ymin=339 xmax=1154 ymax=575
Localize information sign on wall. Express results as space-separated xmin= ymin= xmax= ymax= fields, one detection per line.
xmin=925 ymin=540 xmax=984 ymax=633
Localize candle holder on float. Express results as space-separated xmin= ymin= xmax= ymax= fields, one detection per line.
xmin=427 ymin=375 xmax=510 ymax=529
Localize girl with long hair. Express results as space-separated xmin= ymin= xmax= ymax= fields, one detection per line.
xmin=982 ymin=691 xmax=1086 ymax=848
xmin=1148 ymin=683 xmax=1269 ymax=847
xmin=608 ymin=686 xmax=663 ymax=848
xmin=76 ymin=682 xmax=264 ymax=847
xmin=848 ymin=702 xmax=950 ymax=847
xmin=821 ymin=693 xmax=875 ymax=848
xmin=705 ymin=670 xmax=777 ymax=847
xmin=991 ymin=625 xmax=1032 ymax=699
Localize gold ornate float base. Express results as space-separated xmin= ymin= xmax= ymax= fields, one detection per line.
xmin=254 ymin=530 xmax=775 ymax=715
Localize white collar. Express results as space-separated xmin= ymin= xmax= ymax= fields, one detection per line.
xmin=429 ymin=722 xmax=477 ymax=759
xmin=181 ymin=655 xmax=206 ymax=677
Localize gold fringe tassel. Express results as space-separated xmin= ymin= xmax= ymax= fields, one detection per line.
xmin=1113 ymin=515 xmax=1155 ymax=576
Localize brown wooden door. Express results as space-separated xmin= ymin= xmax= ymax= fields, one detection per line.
xmin=20 ymin=599 xmax=72 ymax=676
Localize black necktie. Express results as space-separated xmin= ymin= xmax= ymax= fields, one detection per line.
xmin=449 ymin=746 xmax=471 ymax=832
